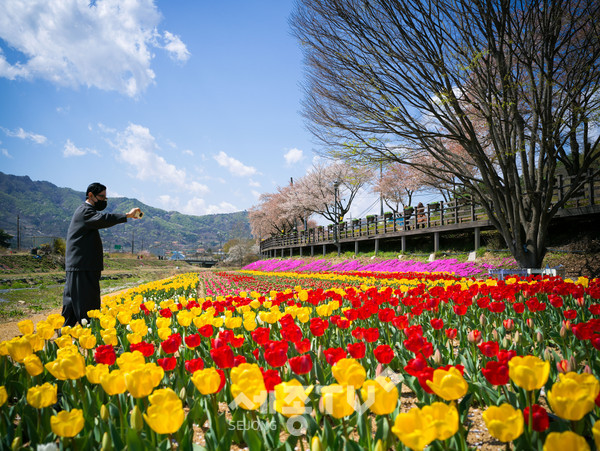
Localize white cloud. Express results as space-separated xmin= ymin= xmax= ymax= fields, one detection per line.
xmin=183 ymin=149 xmax=194 ymax=156
xmin=284 ymin=147 xmax=304 ymax=165
xmin=112 ymin=123 xmax=208 ymax=194
xmin=213 ymin=151 xmax=258 ymax=177
xmin=63 ymin=139 xmax=98 ymax=157
xmin=1 ymin=148 xmax=12 ymax=158
xmin=161 ymin=31 xmax=190 ymax=62
xmin=1 ymin=126 xmax=47 ymax=144
xmin=248 ymin=179 xmax=261 ymax=187
xmin=204 ymin=201 xmax=238 ymax=215
xmin=0 ymin=0 xmax=189 ymax=97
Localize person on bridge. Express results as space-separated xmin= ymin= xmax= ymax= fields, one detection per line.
xmin=62 ymin=182 xmax=142 ymax=327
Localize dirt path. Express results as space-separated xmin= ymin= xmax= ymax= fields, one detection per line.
xmin=0 ymin=288 xmax=131 ymax=342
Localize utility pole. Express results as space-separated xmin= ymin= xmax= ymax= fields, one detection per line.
xmin=16 ymin=215 xmax=20 ymax=251
xmin=333 ymin=180 xmax=341 ymax=256
xmin=131 ymin=230 xmax=135 ymax=254
xmin=380 ymin=162 xmax=384 ymax=216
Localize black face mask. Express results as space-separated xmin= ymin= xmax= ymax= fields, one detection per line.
xmin=94 ymin=200 xmax=108 ymax=211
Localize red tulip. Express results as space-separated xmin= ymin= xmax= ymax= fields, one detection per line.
xmin=159 ymin=308 xmax=172 ymax=318
xmin=210 ymin=345 xmax=234 ymax=369
xmin=129 ymin=341 xmax=155 ymax=357
xmin=294 ymin=338 xmax=311 ymax=354
xmin=481 ymin=361 xmax=509 ymax=386
xmin=478 ymin=341 xmax=499 ymax=358
xmin=289 ymin=354 xmax=313 ymax=375
xmin=198 ymin=324 xmax=214 ymax=338
xmin=467 ymin=330 xmax=482 ymax=344
xmin=430 ymin=318 xmax=444 ymax=330
xmin=523 ymin=404 xmax=549 ymax=432
xmin=404 ymin=356 xmax=428 ymax=377
xmin=184 ymin=333 xmax=201 ymax=349
xmin=309 ymin=318 xmax=329 ymax=337
xmin=374 ymin=344 xmax=394 ymax=364
xmin=364 ymin=328 xmax=380 ymax=342
xmin=445 ymin=328 xmax=457 ymax=339
xmin=233 ymin=355 xmax=247 ymax=367
xmin=503 ymin=319 xmax=514 ymax=331
xmin=324 ymin=347 xmax=347 ymax=365
xmin=261 ymin=368 xmax=282 ymax=391
xmin=157 ymin=356 xmax=177 ymax=371
xmin=496 ymin=349 xmax=516 ymax=364
xmin=161 ymin=333 xmax=182 ymax=354
xmin=347 ymin=342 xmax=366 ymax=359
xmin=94 ymin=345 xmax=116 ymax=365
xmin=251 ymin=327 xmax=271 ymax=346
xmin=184 ymin=358 xmax=204 ymax=373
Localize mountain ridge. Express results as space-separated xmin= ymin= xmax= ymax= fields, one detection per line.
xmin=0 ymin=172 xmax=251 ymax=255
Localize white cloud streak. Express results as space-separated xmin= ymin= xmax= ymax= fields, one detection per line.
xmin=213 ymin=151 xmax=258 ymax=177
xmin=1 ymin=126 xmax=47 ymax=144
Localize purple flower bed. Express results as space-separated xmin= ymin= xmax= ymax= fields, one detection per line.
xmin=242 ymin=257 xmax=513 ymax=277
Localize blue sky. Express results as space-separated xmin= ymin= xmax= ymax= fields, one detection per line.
xmin=1 ymin=0 xmax=372 ymax=218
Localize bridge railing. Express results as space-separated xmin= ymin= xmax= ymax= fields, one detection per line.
xmin=260 ymin=170 xmax=599 ymax=251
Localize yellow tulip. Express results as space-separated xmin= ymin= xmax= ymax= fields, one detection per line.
xmin=274 ymin=379 xmax=312 ymax=417
xmin=547 ymin=373 xmax=599 ymax=421
xmin=320 ymin=384 xmax=356 ymax=419
xmin=18 ymin=319 xmax=34 ymax=335
xmin=129 ymin=318 xmax=148 ymax=335
xmin=144 ymin=362 xmax=165 ymax=387
xmin=101 ymin=328 xmax=118 ymax=346
xmin=191 ymin=368 xmax=222 ymax=395
xmin=156 ymin=317 xmax=171 ymax=329
xmin=592 ymin=422 xmax=600 ymax=450
xmin=50 ymin=409 xmax=85 ymax=437
xmin=158 ymin=327 xmax=172 ymax=340
xmin=508 ymin=356 xmax=550 ymax=391
xmin=100 ymin=315 xmax=116 ymax=329
xmin=0 ymin=386 xmax=7 ymax=406
xmin=27 ymin=383 xmax=57 ymax=409
xmin=177 ymin=310 xmax=195 ymax=327
xmin=25 ymin=333 xmax=45 ymax=352
xmin=46 ymin=313 xmax=65 ymax=329
xmin=426 ymin=367 xmax=469 ymax=401
xmin=23 ymin=354 xmax=44 ymax=376
xmin=543 ymin=431 xmax=590 ymax=451
xmin=78 ymin=334 xmax=96 ymax=350
xmin=230 ymin=363 xmax=267 ymax=410
xmin=421 ymin=402 xmax=459 ymax=441
xmin=116 ymin=351 xmax=145 ymax=373
xmin=125 ymin=367 xmax=157 ymax=398
xmin=392 ymin=407 xmax=436 ymax=451
xmin=126 ymin=332 xmax=143 ymax=345
xmin=332 ymin=358 xmax=366 ymax=389
xmin=117 ymin=311 xmax=131 ymax=325
xmin=55 ymin=335 xmax=73 ymax=349
xmin=224 ymin=316 xmax=242 ymax=329
xmin=57 ymin=352 xmax=86 ymax=380
xmin=100 ymin=369 xmax=127 ymax=395
xmin=360 ymin=377 xmax=399 ymax=415
xmin=0 ymin=341 xmax=8 ymax=356
xmin=85 ymin=364 xmax=109 ymax=385
xmin=482 ymin=404 xmax=524 ymax=442
xmin=7 ymin=336 xmax=33 ymax=363
xmin=36 ymin=321 xmax=55 ymax=340
xmin=143 ymin=388 xmax=185 ymax=435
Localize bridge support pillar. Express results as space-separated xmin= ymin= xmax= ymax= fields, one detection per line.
xmin=281 ymin=249 xmax=284 ymax=258
xmin=311 ymin=246 xmax=314 ymax=257
xmin=374 ymin=239 xmax=379 ymax=255
xmin=290 ymin=247 xmax=293 ymax=257
xmin=355 ymin=240 xmax=359 ymax=255
xmin=474 ymin=227 xmax=480 ymax=250
xmin=401 ymin=236 xmax=406 ymax=253
xmin=323 ymin=244 xmax=326 ymax=256
xmin=299 ymin=247 xmax=303 ymax=257
xmin=434 ymin=232 xmax=440 ymax=253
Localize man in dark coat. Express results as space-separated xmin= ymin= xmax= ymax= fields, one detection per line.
xmin=62 ymin=182 xmax=142 ymax=326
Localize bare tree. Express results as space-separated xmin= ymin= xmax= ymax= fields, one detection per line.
xmin=291 ymin=0 xmax=600 ymax=267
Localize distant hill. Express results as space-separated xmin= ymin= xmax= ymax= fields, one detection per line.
xmin=0 ymin=172 xmax=252 ymax=255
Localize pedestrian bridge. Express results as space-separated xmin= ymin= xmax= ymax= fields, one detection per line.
xmin=259 ymin=172 xmax=600 ymax=257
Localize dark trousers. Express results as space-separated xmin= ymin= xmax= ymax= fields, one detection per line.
xmin=62 ymin=270 xmax=101 ymax=327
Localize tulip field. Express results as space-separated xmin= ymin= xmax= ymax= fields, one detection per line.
xmin=1 ymin=258 xmax=600 ymax=450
